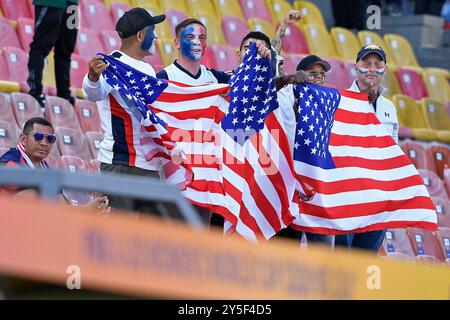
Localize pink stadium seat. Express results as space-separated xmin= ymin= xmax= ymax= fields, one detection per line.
xmin=74 ymin=99 xmax=102 ymax=133
xmin=432 ymin=197 xmax=450 ymax=228
xmin=282 ymin=54 xmax=307 ymax=74
xmin=239 ymin=0 xmax=272 ymax=23
xmin=205 ymin=44 xmax=239 ymax=72
xmin=427 ymin=143 xmax=450 ymax=179
xmin=281 ymin=24 xmax=309 ymax=55
xmin=74 ymin=28 xmax=105 ymax=61
xmin=54 ymin=127 xmax=92 ymax=161
xmin=79 ymin=0 xmax=114 ymax=31
xmin=16 ymin=17 xmax=34 ymax=52
xmin=26 ymin=0 xmax=34 ymax=19
xmin=1 ymin=47 xmax=29 ymax=92
xmin=143 ymin=47 xmax=164 ymax=73
xmin=324 ymin=58 xmax=349 ymax=89
xmin=0 ymin=93 xmax=17 ymax=125
xmin=201 ymin=47 xmax=216 ymax=69
xmin=110 ymin=2 xmax=131 ymax=25
xmin=0 ymin=16 xmax=21 ymax=51
xmin=10 ymin=92 xmax=43 ymax=128
xmin=45 ymin=154 xmax=60 ymax=168
xmin=85 ymin=131 xmax=103 ymax=159
xmin=45 ymin=96 xmax=82 ymax=132
xmin=88 ymin=159 xmax=101 ymax=172
xmin=221 ymin=15 xmax=250 ymax=48
xmin=70 ymin=54 xmax=88 ymax=90
xmin=0 ymin=0 xmax=32 ymax=20
xmin=445 ymin=168 xmax=450 ymax=199
xmin=418 ymin=169 xmax=447 ymax=198
xmin=99 ymin=30 xmax=121 ymax=54
xmin=396 ymin=68 xmax=429 ymax=100
xmin=407 ymin=227 xmax=445 ymax=263
xmin=165 ymin=9 xmax=188 ymax=37
xmin=0 ymin=120 xmax=19 ymax=148
xmin=383 ymin=252 xmax=415 ymax=262
xmin=60 ymin=155 xmax=88 ymax=172
xmin=401 ymin=140 xmax=437 ymax=173
xmin=380 ymin=228 xmax=416 ymax=259
xmin=436 ymin=227 xmax=450 ymax=264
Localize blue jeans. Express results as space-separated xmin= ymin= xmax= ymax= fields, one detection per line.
xmin=334 ymin=230 xmax=386 ymax=252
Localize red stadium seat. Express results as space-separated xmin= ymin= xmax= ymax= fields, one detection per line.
xmin=0 ymin=119 xmax=19 ymax=148
xmin=74 ymin=28 xmax=105 ymax=61
xmin=88 ymin=159 xmax=101 ymax=172
xmin=110 ymin=2 xmax=131 ymax=25
xmin=384 ymin=252 xmax=415 ymax=262
xmin=407 ymin=227 xmax=445 ymax=262
xmin=54 ymin=127 xmax=92 ymax=161
xmin=45 ymin=154 xmax=60 ymax=168
xmin=0 ymin=93 xmax=17 ymax=125
xmin=282 ymin=53 xmax=307 ymax=74
xmin=143 ymin=47 xmax=164 ymax=73
xmin=221 ymin=15 xmax=250 ymax=48
xmin=74 ymin=99 xmax=101 ymax=133
xmin=85 ymin=131 xmax=103 ymax=159
xmin=16 ymin=17 xmax=34 ymax=52
xmin=281 ymin=24 xmax=309 ymax=55
xmin=0 ymin=16 xmax=21 ymax=50
xmin=418 ymin=169 xmax=447 ymax=198
xmin=427 ymin=143 xmax=450 ymax=179
xmin=436 ymin=227 xmax=450 ymax=264
xmin=79 ymin=0 xmax=114 ymax=31
xmin=201 ymin=47 xmax=216 ymax=69
xmin=324 ymin=58 xmax=349 ymax=89
xmin=432 ymin=197 xmax=450 ymax=228
xmin=60 ymin=155 xmax=88 ymax=172
xmin=401 ymin=140 xmax=437 ymax=173
xmin=1 ymin=47 xmax=29 ymax=92
xmin=70 ymin=54 xmax=88 ymax=90
xmin=239 ymin=0 xmax=272 ymax=23
xmin=0 ymin=0 xmax=32 ymax=20
xmin=45 ymin=96 xmax=82 ymax=131
xmin=99 ymin=30 xmax=121 ymax=54
xmin=165 ymin=9 xmax=188 ymax=38
xmin=380 ymin=228 xmax=416 ymax=259
xmin=396 ymin=68 xmax=429 ymax=100
xmin=10 ymin=92 xmax=43 ymax=128
xmin=205 ymin=44 xmax=239 ymax=72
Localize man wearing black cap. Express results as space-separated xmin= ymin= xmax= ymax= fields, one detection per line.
xmin=334 ymin=44 xmax=399 ymax=252
xmin=82 ymin=8 xmax=166 ymax=212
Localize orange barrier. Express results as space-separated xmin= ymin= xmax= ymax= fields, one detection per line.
xmin=0 ymin=195 xmax=450 ymax=299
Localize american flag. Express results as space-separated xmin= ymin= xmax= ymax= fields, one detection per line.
xmin=291 ymin=83 xmax=437 ymax=234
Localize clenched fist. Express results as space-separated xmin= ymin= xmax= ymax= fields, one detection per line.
xmin=87 ymin=55 xmax=109 ymax=82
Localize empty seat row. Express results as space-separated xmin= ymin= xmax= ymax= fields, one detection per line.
xmin=401 ymin=140 xmax=450 ymax=178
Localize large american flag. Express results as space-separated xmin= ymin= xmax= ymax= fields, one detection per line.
xmin=291 ymin=83 xmax=437 ymax=234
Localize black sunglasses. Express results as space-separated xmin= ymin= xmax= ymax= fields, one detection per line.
xmin=31 ymin=132 xmax=57 ymax=144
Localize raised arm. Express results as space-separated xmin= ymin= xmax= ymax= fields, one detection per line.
xmin=82 ymin=55 xmax=111 ymax=101
xmin=272 ymin=10 xmax=303 ymax=54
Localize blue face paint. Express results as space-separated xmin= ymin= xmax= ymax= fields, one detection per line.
xmin=180 ymin=25 xmax=205 ymax=61
xmin=141 ymin=25 xmax=156 ymax=52
xmin=181 ymin=26 xmax=197 ymax=60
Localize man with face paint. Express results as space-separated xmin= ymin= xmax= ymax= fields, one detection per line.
xmin=82 ymin=8 xmax=167 ymax=213
xmin=334 ymin=44 xmax=399 ymax=253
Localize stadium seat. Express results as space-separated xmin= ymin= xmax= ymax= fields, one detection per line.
xmin=161 ymin=0 xmax=189 ymax=15
xmin=383 ymin=252 xmax=416 ymax=262
xmin=380 ymin=228 xmax=416 ymax=259
xmin=221 ymin=15 xmax=250 ymax=48
xmin=357 ymin=30 xmax=394 ymax=66
xmin=293 ymin=1 xmax=326 ymax=28
xmin=266 ymin=0 xmax=293 ymax=25
xmin=445 ymin=168 xmax=450 ymax=199
xmin=420 ymin=98 xmax=450 ymax=143
xmin=384 ymin=34 xmax=419 ymax=68
xmin=422 ymin=69 xmax=450 ymax=102
xmin=436 ymin=227 xmax=450 ymax=264
xmin=74 ymin=28 xmax=105 ymax=61
xmin=205 ymin=44 xmax=239 ymax=72
xmin=45 ymin=96 xmax=82 ymax=132
xmin=88 ymin=158 xmax=101 ymax=172
xmin=0 ymin=0 xmax=32 ymax=20
xmin=381 ymin=67 xmax=402 ymax=98
xmin=157 ymin=38 xmax=177 ymax=67
xmin=400 ymin=140 xmax=436 ymax=173
xmin=79 ymin=0 xmax=114 ymax=31
xmin=187 ymin=0 xmax=218 ymax=18
xmin=433 ymin=197 xmax=450 ymax=228
xmin=54 ymin=127 xmax=92 ymax=161
xmin=0 ymin=146 xmax=9 ymax=157
xmin=407 ymin=227 xmax=445 ymax=263
xmin=132 ymin=1 xmax=170 ymax=40
xmin=70 ymin=54 xmax=88 ymax=91
xmin=281 ymin=23 xmax=309 ymax=55
xmin=330 ymin=27 xmax=360 ymax=62
xmin=282 ymin=53 xmax=306 ymax=74
xmin=109 ymin=2 xmax=131 ymax=25
xmin=0 ymin=119 xmax=19 ymax=148
xmin=193 ymin=11 xmax=226 ymax=45
xmin=0 ymin=93 xmax=17 ymax=125
xmin=214 ymin=0 xmax=245 ymax=19
xmin=418 ymin=169 xmax=448 ymax=199
xmin=10 ymin=92 xmax=43 ymax=128
xmin=0 ymin=54 xmax=20 ymax=93
xmin=248 ymin=18 xmax=275 ymax=39
xmin=16 ymin=17 xmax=34 ymax=52
xmin=74 ymin=99 xmax=102 ymax=133
xmin=396 ymin=68 xmax=428 ymax=100
xmin=427 ymin=143 xmax=450 ymax=179
xmin=0 ymin=16 xmax=21 ymax=52
xmin=239 ymin=0 xmax=272 ymax=24
xmin=143 ymin=45 xmax=164 ymax=73
xmin=99 ymin=30 xmax=121 ymax=54
xmin=324 ymin=58 xmax=349 ymax=89
xmin=60 ymin=155 xmax=88 ymax=173
xmin=299 ymin=24 xmax=336 ymax=58
xmin=2 ymin=47 xmax=29 ymax=92
xmin=45 ymin=154 xmax=60 ymax=169
xmin=165 ymin=9 xmax=188 ymax=38
xmin=85 ymin=131 xmax=103 ymax=159
xmin=392 ymin=94 xmax=436 ymax=141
